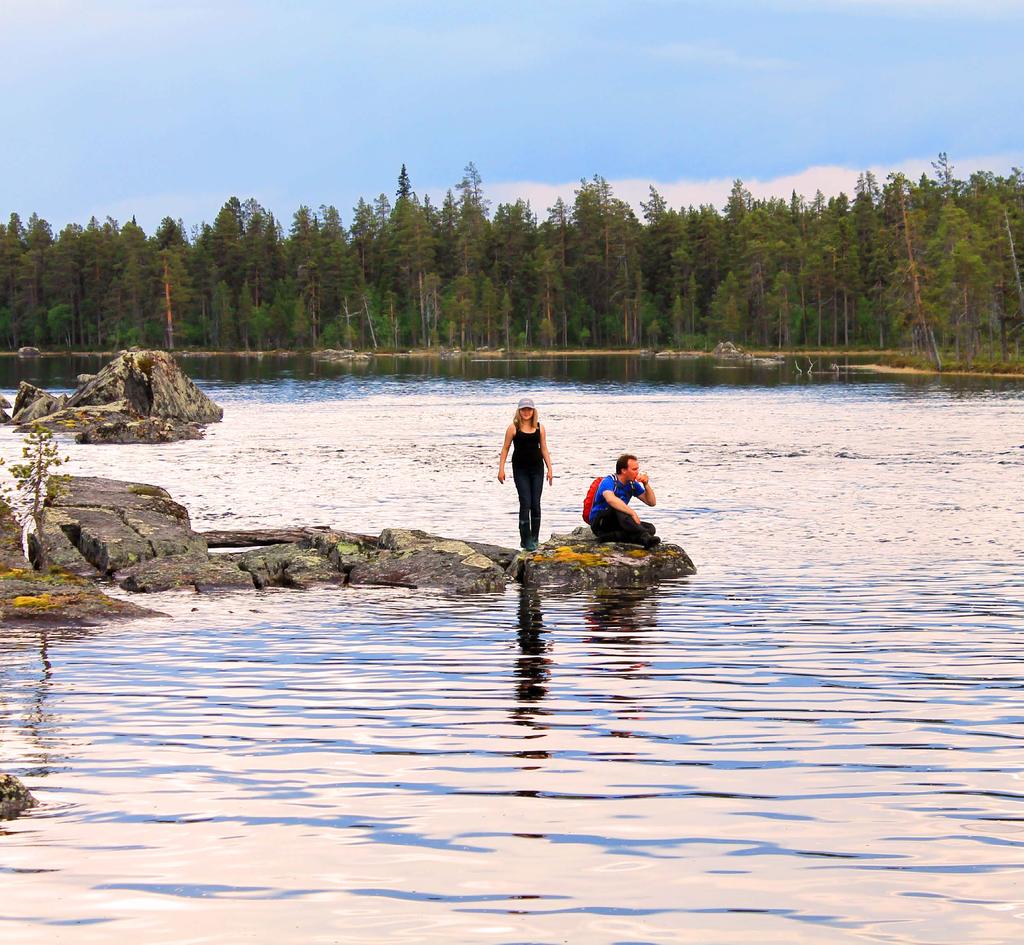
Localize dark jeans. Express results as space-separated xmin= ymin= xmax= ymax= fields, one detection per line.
xmin=512 ymin=464 xmax=544 ymax=543
xmin=590 ymin=508 xmax=656 ymax=545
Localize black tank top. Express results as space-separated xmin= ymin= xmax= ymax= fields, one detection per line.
xmin=511 ymin=426 xmax=543 ymax=469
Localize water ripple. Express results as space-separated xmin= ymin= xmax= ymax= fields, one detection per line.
xmin=2 ymin=364 xmax=1023 ymax=943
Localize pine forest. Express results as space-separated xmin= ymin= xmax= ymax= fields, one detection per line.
xmin=3 ymin=157 xmax=1023 ymax=369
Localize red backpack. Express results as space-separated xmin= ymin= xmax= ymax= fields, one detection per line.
xmin=582 ymin=476 xmax=605 ymax=523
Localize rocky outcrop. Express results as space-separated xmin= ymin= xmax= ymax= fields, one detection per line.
xmin=27 ymin=505 xmax=102 ymax=578
xmin=1 ymin=499 xmax=159 ymax=626
xmin=313 ymin=348 xmax=372 ymax=362
xmin=75 ymin=414 xmax=205 ymax=444
xmin=18 ymin=401 xmax=201 ymax=444
xmin=346 ymin=528 xmax=509 ymax=594
xmin=116 ymin=553 xmax=256 ymax=593
xmin=232 ymin=543 xmax=347 ymax=589
xmin=510 ymin=527 xmax=697 ymax=592
xmin=654 ymin=350 xmax=700 ymax=360
xmin=11 ymin=383 xmax=65 ymax=424
xmin=0 ymin=774 xmax=36 ymax=819
xmin=41 ymin=477 xmax=205 ymax=575
xmin=116 ymin=524 xmax=511 ymax=596
xmin=711 ymin=341 xmax=784 ymax=367
xmin=0 ymin=568 xmax=158 ymax=625
xmin=66 ymin=350 xmax=222 ymax=422
xmin=12 ymin=350 xmax=222 ymax=443
xmin=14 ymin=479 xmax=697 ymax=618
xmin=712 ymin=340 xmax=746 ymax=359
xmin=17 ymin=346 xmax=41 ymax=358
xmin=302 ymin=529 xmax=378 ymax=567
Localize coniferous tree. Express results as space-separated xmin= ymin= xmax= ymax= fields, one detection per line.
xmin=3 ymin=156 xmax=1024 ymax=365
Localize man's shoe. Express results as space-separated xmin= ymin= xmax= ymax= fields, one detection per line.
xmin=525 ymin=538 xmax=539 ymax=551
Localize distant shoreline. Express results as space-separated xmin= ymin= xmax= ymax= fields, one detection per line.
xmin=2 ymin=347 xmax=1021 ymax=378
xmin=0 ymin=346 xmax=898 ymax=359
xmin=857 ymin=363 xmax=1024 ymax=380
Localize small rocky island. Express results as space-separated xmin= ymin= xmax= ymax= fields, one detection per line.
xmin=2 ymin=350 xmax=696 ymax=624
xmin=1 ymin=475 xmax=697 ymax=625
xmin=3 ymin=348 xmax=223 ymax=443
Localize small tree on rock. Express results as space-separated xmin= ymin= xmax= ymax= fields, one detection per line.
xmin=4 ymin=425 xmax=69 ymax=567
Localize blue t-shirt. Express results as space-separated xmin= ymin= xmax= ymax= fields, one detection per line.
xmin=589 ymin=475 xmax=646 ymax=523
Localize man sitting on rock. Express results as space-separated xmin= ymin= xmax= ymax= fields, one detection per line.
xmin=588 ymin=454 xmax=660 ymax=548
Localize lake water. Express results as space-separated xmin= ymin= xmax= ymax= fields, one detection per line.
xmin=2 ymin=354 xmax=1023 ymax=944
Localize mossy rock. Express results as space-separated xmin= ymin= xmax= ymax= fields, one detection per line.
xmin=515 ymin=536 xmax=696 ymax=592
xmin=1 ymin=570 xmax=161 ymax=625
xmin=0 ymin=774 xmax=37 ymax=819
xmin=11 ymin=593 xmax=59 ymax=610
xmin=530 ymin=545 xmax=611 ymax=568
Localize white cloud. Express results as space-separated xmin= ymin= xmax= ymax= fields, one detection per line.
xmin=482 ymin=153 xmax=1024 ymax=215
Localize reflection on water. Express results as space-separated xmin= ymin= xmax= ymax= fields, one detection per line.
xmin=4 ymin=351 xmax=1024 ymax=401
xmin=514 ymin=590 xmax=550 ymax=731
xmin=1 ymin=358 xmax=1023 ymax=944
xmin=2 ymin=578 xmax=1023 ymax=944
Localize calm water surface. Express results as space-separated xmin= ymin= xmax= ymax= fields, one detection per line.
xmin=1 ymin=355 xmax=1023 ymax=944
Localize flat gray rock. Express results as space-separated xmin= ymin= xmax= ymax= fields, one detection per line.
xmin=349 ymin=529 xmax=510 ymax=593
xmin=121 ymin=508 xmax=207 ymax=558
xmin=117 ymin=553 xmax=255 ymax=593
xmin=75 ymin=415 xmax=206 ymax=444
xmin=231 ymin=544 xmax=346 ymax=589
xmin=65 ymin=506 xmax=154 ymax=574
xmin=41 ymin=478 xmax=200 ymax=575
xmin=56 ymin=477 xmax=191 ymax=521
xmin=0 ymin=567 xmax=161 ymax=624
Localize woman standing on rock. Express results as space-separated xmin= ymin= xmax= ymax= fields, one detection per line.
xmin=497 ymin=398 xmax=553 ymax=551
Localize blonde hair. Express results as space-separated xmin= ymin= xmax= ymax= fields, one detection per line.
xmin=513 ymin=405 xmax=540 ymax=430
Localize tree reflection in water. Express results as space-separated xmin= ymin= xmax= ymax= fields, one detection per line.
xmin=0 ymin=627 xmax=91 ymax=781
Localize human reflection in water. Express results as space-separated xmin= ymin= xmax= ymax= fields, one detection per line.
xmin=583 ymin=589 xmax=661 ymax=734
xmin=584 ymin=589 xmax=659 ymax=656
xmin=511 ymin=589 xmax=552 ymax=737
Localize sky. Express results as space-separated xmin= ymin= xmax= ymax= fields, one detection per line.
xmin=2 ymin=0 xmax=1023 ymax=232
